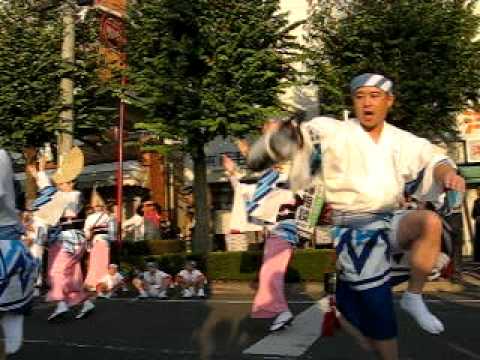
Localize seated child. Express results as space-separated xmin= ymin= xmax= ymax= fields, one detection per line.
xmin=96 ymin=264 xmax=125 ymax=298
xmin=132 ymin=262 xmax=172 ymax=299
xmin=176 ymin=260 xmax=206 ymax=298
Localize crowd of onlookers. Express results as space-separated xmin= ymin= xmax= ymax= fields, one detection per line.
xmin=97 ymin=260 xmax=207 ymax=300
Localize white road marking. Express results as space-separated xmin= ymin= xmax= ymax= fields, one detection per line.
xmin=447 ymin=342 xmax=480 ymax=360
xmin=243 ymin=301 xmax=325 ymax=357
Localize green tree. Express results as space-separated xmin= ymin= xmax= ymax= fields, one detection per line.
xmin=0 ymin=0 xmax=117 ymax=153
xmin=305 ymin=0 xmax=480 ymax=140
xmin=125 ymin=0 xmax=300 ymax=252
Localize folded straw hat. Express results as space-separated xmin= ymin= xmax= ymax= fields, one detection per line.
xmin=90 ymin=185 xmax=106 ymax=207
xmin=51 ymin=146 xmax=84 ymax=184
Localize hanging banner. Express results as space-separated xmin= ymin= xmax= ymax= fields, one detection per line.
xmin=458 ymin=110 xmax=480 ymax=137
xmin=295 ymin=182 xmax=325 ymax=239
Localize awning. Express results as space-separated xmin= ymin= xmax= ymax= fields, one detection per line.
xmin=458 ymin=164 xmax=480 ymax=186
xmin=15 ymin=160 xmax=146 ymax=189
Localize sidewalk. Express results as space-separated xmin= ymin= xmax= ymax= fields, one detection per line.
xmin=209 ymin=275 xmax=477 ymax=299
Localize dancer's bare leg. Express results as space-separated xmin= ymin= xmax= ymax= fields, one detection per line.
xmin=336 ymin=313 xmax=373 ymax=352
xmin=370 ymin=339 xmax=399 ymax=360
xmin=396 ymin=210 xmax=444 ymax=334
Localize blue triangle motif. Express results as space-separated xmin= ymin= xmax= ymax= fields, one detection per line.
xmin=334 ymin=228 xmax=390 ymax=274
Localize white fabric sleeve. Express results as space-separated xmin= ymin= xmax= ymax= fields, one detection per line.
xmin=302 ymin=116 xmax=341 ymax=142
xmin=401 ymin=133 xmax=454 ymax=204
xmin=36 ymin=171 xmax=52 ymax=189
xmin=288 ymin=117 xmax=340 ymax=192
xmin=228 ymin=173 xmax=240 ymax=188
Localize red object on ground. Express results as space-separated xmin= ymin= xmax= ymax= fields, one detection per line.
xmin=321 ymin=296 xmax=340 ymax=337
xmin=441 ymin=260 xmax=455 ymax=279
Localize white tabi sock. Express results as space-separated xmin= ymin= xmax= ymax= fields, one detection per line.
xmin=400 ymin=291 xmax=444 ymax=334
xmin=1 ymin=313 xmax=24 ymax=355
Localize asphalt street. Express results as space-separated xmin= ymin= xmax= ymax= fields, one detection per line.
xmin=10 ymin=286 xmax=480 ymax=360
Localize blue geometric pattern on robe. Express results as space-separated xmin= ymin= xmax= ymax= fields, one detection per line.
xmin=0 ymin=227 xmax=39 ymax=313
xmin=332 ymin=224 xmax=391 ymax=291
xmin=245 ymin=169 xmax=280 ymax=216
xmin=59 ymin=229 xmax=86 ymax=255
xmin=31 ymin=185 xmax=57 ymax=211
xmin=404 ymin=168 xmax=425 ymax=196
xmin=270 ymin=219 xmax=299 ymax=246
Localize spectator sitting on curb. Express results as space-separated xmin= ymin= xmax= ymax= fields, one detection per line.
xmin=96 ymin=264 xmax=125 ymax=299
xmin=176 ymin=261 xmax=206 ymax=298
xmin=132 ymin=262 xmax=172 ymax=299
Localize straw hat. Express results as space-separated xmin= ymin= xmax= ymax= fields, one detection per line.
xmin=90 ymin=185 xmax=106 ymax=208
xmin=51 ymin=146 xmax=84 ymax=184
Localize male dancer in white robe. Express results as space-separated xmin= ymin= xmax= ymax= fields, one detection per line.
xmin=247 ymin=73 xmax=465 ymax=360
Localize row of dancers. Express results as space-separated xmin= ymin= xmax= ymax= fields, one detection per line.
xmin=0 ymin=73 xmax=467 ymax=360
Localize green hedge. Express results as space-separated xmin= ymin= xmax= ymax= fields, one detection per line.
xmin=119 ymin=249 xmax=335 ymax=282
xmin=121 ymin=240 xmax=185 ymax=256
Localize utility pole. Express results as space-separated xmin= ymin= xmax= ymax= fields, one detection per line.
xmin=58 ymin=3 xmax=75 ymax=165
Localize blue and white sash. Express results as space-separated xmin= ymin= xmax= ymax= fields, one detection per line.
xmin=331 ymin=212 xmax=392 ymax=291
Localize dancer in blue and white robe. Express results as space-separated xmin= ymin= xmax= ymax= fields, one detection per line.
xmin=247 ymin=74 xmax=465 ymax=360
xmin=0 ymin=149 xmax=39 ymax=356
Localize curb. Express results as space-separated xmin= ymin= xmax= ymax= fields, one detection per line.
xmin=210 ymin=279 xmax=469 ymax=297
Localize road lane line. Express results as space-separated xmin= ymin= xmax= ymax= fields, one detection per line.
xmin=31 ymin=298 xmax=480 ymax=310
xmin=447 ymin=342 xmax=480 ymax=360
xmin=15 ymin=339 xmax=199 ymax=355
xmin=242 ymin=301 xmax=325 ymax=357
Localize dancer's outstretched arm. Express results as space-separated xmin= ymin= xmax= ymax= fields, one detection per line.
xmin=247 ymin=120 xmax=302 ymax=171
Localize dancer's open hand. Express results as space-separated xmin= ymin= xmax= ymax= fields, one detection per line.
xmin=442 ymin=171 xmax=465 ymax=192
xmin=222 ymin=155 xmax=237 ymax=176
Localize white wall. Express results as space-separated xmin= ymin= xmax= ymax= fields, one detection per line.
xmin=279 ymin=0 xmax=319 ymax=119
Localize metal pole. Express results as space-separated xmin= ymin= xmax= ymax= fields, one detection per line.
xmin=116 ymin=76 xmax=127 ymax=248
xmin=58 ymin=4 xmax=75 ymax=164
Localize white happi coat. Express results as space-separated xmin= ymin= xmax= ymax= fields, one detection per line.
xmin=293 ymin=117 xmax=450 ymax=211
xmin=289 ymin=117 xmax=452 ymax=289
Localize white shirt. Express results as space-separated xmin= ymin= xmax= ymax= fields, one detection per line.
xmin=142 ymin=270 xmax=170 ymax=286
xmin=227 ymin=175 xmax=263 ymax=233
xmin=178 ymin=269 xmax=203 ymax=283
xmin=0 ymin=150 xmax=19 ymax=227
xmin=123 ymin=214 xmax=144 ymax=241
xmin=84 ymin=211 xmax=112 ymax=242
xmin=100 ymin=272 xmax=124 ymax=290
xmin=302 ymin=117 xmax=449 ymax=212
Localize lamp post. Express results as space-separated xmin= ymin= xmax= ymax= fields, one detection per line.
xmin=98 ymin=7 xmax=128 ymax=249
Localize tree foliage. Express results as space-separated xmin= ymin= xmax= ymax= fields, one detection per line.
xmin=305 ymin=0 xmax=480 ymax=140
xmin=125 ymin=0 xmax=300 ymax=252
xmin=0 ymin=0 xmax=117 ymax=152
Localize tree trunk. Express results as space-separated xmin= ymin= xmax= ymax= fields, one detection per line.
xmin=192 ymin=145 xmax=211 ymax=253
xmin=23 ymin=147 xmax=38 ymax=209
